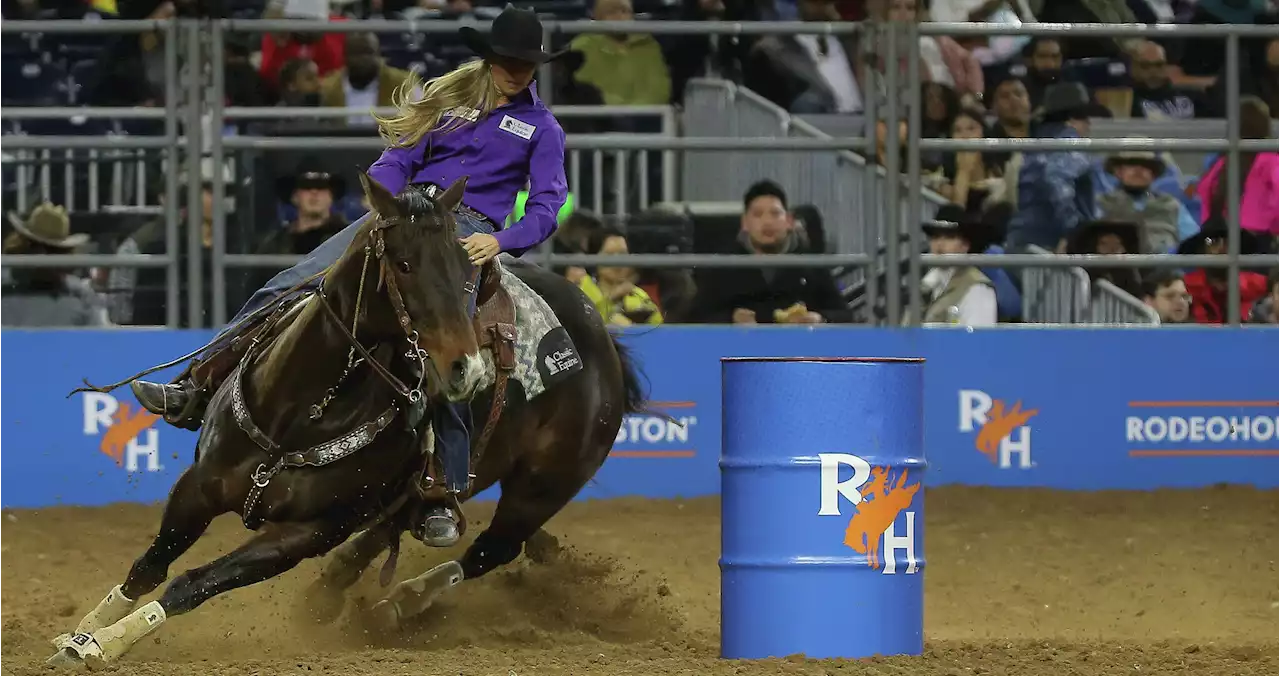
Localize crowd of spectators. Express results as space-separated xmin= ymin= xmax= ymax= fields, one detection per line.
xmin=2 ymin=0 xmax=1277 ymax=329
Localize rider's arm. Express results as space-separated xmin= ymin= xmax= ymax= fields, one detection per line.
xmin=492 ymin=124 xmax=567 ymax=255
xmin=367 ymin=137 xmax=430 ymax=196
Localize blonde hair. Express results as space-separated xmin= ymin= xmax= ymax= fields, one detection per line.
xmin=375 ymin=59 xmax=501 ymax=148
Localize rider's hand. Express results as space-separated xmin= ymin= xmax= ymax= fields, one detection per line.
xmin=460 ymin=233 xmax=501 ymax=265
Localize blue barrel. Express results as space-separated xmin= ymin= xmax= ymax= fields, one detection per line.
xmin=720 ymin=357 xmax=926 ymax=660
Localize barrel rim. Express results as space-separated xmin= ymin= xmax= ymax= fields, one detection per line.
xmin=720 ymin=356 xmax=925 ymax=364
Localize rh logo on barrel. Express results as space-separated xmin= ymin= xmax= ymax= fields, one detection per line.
xmin=816 ymin=454 xmax=921 ymax=575
xmin=81 ymin=392 xmax=165 ymax=473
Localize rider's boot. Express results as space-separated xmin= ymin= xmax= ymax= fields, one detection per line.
xmin=416 ymin=401 xmax=472 ymax=547
xmin=131 ymin=378 xmax=204 ymax=431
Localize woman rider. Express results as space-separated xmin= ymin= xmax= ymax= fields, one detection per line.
xmin=130 ymin=6 xmax=569 ymax=547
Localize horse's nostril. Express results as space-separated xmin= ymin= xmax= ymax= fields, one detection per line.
xmin=450 ymin=359 xmax=468 ymax=386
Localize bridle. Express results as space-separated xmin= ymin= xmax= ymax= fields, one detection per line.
xmin=307 ymin=207 xmax=476 ymax=421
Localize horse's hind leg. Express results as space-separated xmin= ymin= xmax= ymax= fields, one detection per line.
xmin=300 ymin=514 xmax=404 ymax=624
xmin=370 ymin=469 xmax=582 ymax=630
xmin=50 ymin=519 xmax=352 ymax=666
xmin=54 ymin=468 xmax=219 ymax=648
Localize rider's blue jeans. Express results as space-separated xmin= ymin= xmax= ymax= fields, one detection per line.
xmin=220 ymin=209 xmax=494 ymax=495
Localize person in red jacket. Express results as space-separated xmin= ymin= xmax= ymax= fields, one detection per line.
xmin=258 ymin=0 xmax=347 ymax=86
xmin=1177 ymin=217 xmax=1271 ymax=324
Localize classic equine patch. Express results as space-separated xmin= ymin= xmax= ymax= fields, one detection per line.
xmin=473 ymin=256 xmax=582 ymax=400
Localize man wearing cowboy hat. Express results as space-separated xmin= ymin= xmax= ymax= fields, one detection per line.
xmin=1 ymin=203 xmax=110 ymax=328
xmin=1006 ymin=81 xmax=1111 ymax=253
xmin=1176 ymin=216 xmax=1271 ymax=325
xmin=1097 ymin=148 xmax=1200 ymax=254
xmin=908 ymin=204 xmax=998 ymax=327
xmin=261 ymin=157 xmax=350 ymax=256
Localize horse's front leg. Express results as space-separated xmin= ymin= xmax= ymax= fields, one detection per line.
xmin=51 ymin=468 xmax=221 ymax=651
xmin=49 ymin=519 xmax=353 ymax=667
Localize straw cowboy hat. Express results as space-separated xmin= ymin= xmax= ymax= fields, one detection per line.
xmin=1033 ymin=82 xmax=1112 ymax=122
xmin=459 ymin=5 xmax=567 ymax=64
xmin=5 ymin=203 xmax=88 ymax=249
xmin=1104 ymin=149 xmax=1167 ymax=176
xmin=922 ymin=204 xmax=998 ymax=254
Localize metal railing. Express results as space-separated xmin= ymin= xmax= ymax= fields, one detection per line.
xmin=1020 ymin=245 xmax=1091 ymax=323
xmin=1092 ymin=280 xmax=1160 ymax=325
xmin=1 ymin=18 xmax=1278 ymax=329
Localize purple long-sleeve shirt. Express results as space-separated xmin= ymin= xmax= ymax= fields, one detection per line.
xmin=367 ymin=82 xmax=567 ymax=254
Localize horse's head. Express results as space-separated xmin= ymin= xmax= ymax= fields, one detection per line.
xmin=349 ymin=173 xmax=484 ymax=403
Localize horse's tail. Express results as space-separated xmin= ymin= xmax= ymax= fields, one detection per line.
xmin=608 ymin=331 xmax=682 ymax=426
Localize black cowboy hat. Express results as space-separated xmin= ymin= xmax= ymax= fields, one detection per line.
xmin=1175 ymin=216 xmax=1267 ymax=255
xmin=922 ymin=204 xmax=997 ymax=254
xmin=1033 ymin=82 xmax=1112 ymax=123
xmin=459 ymin=5 xmax=566 ymax=65
xmin=275 ymin=156 xmax=346 ymax=204
xmin=1068 ymin=219 xmax=1141 ymax=255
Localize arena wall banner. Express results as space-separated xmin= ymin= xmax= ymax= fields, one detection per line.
xmin=2 ymin=327 xmax=1276 ymax=508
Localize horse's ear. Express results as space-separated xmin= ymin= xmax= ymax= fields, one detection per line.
xmin=437 ymin=175 xmax=468 ymax=212
xmin=359 ymin=172 xmax=398 ymax=217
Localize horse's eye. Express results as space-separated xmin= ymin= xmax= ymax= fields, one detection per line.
xmin=396 ymin=261 xmax=412 ymax=274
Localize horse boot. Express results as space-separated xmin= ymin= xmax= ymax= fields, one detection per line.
xmin=415 ymin=401 xmax=472 ymax=547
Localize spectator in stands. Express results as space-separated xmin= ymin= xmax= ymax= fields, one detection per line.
xmin=554 ymin=210 xmax=605 ymax=284
xmin=908 ymin=204 xmax=998 ymax=326
xmin=1128 ymin=40 xmax=1209 ymax=120
xmin=988 ymin=75 xmax=1031 ymax=139
xmin=1165 ymin=0 xmax=1272 ymax=91
xmin=1140 ymin=269 xmax=1192 ymax=324
xmin=1177 ymin=217 xmax=1271 ymax=324
xmin=1067 ymin=219 xmax=1144 ymax=297
xmin=663 ymin=0 xmax=750 ymax=104
xmin=1097 ymin=150 xmax=1199 ymax=253
xmin=1197 ymin=96 xmax=1279 ymax=239
xmin=276 ymin=57 xmax=322 ymax=107
xmin=691 ymin=180 xmax=851 ymax=323
xmin=942 ymin=0 xmax=1036 ymax=67
xmin=1028 ymin=0 xmax=1138 ymax=60
xmin=1 ymin=203 xmax=110 ymax=328
xmin=1251 ymin=274 xmax=1279 ymax=323
xmin=921 ymin=82 xmax=960 ymax=140
xmin=746 ymin=0 xmax=863 ymax=114
xmin=319 ymin=32 xmax=411 ymax=127
xmin=1019 ymin=36 xmax=1063 ymax=108
xmin=865 ymin=0 xmax=985 ymax=100
xmin=259 ymin=158 xmax=350 ymax=256
xmin=875 ymin=116 xmax=908 ymax=169
xmin=933 ymin=108 xmax=1007 ymax=211
xmin=569 ymin=0 xmax=672 ymax=106
xmin=82 ymin=0 xmax=176 ymax=106
xmin=224 ymin=33 xmax=272 ymax=109
xmin=577 ymin=226 xmax=665 ymax=326
xmin=1006 ymin=82 xmax=1110 ymax=252
xmin=259 ymin=0 xmax=346 ymax=88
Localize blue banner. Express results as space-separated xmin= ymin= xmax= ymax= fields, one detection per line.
xmin=2 ymin=327 xmax=1276 ymax=508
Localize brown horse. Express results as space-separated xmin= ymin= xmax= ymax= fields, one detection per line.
xmin=48 ymin=174 xmax=646 ymax=666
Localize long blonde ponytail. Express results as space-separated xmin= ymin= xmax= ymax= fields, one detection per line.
xmin=374 ymin=59 xmax=502 ymax=148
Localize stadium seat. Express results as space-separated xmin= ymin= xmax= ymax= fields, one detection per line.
xmin=1 ymin=60 xmax=70 ymax=106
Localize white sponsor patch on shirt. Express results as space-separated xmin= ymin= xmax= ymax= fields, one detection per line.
xmin=498 ymin=115 xmax=536 ymax=140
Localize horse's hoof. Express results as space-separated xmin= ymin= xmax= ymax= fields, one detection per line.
xmin=46 ymin=632 xmax=103 ymax=667
xmin=366 ymin=598 xmax=401 ymax=634
xmin=372 ymin=560 xmax=463 ymax=629
xmin=299 ymin=580 xmax=346 ymax=625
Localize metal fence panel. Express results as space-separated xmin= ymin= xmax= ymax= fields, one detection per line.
xmin=1092 ymin=280 xmax=1160 ymax=325
xmin=1020 ymin=245 xmax=1092 ymax=323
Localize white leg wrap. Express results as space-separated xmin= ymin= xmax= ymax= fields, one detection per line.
xmin=90 ymin=600 xmax=167 ymax=662
xmin=74 ymin=584 xmax=137 ymax=636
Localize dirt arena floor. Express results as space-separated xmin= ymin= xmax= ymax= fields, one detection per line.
xmin=2 ymin=486 xmax=1276 ymax=676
